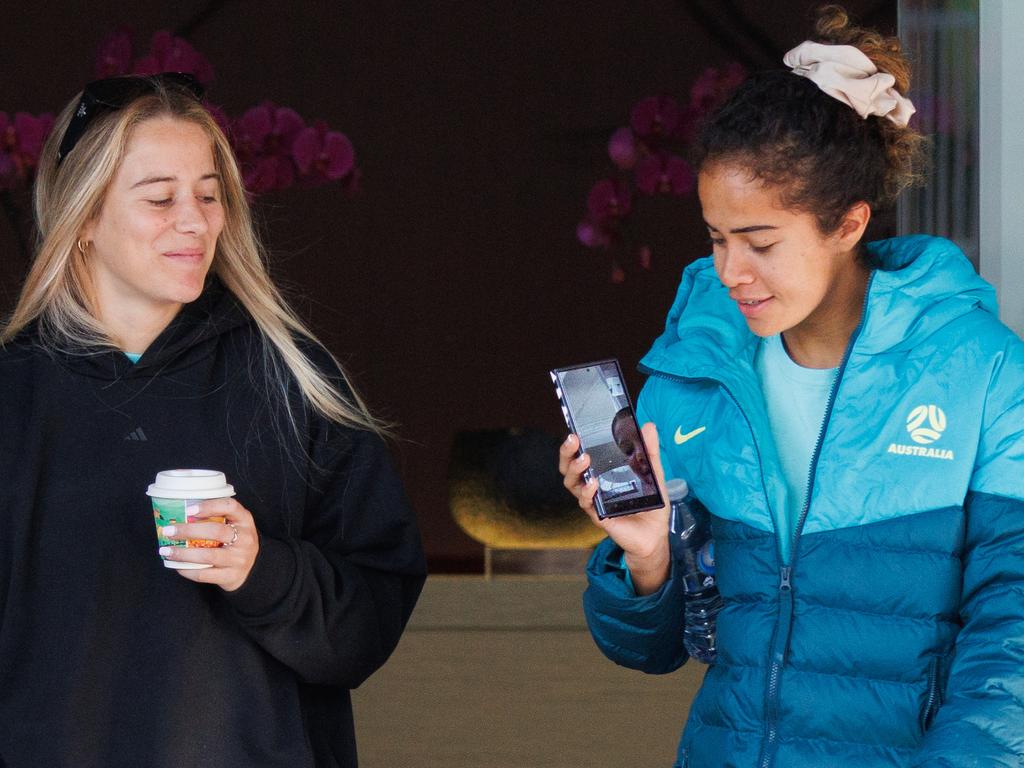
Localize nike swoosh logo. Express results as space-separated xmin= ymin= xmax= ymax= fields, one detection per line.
xmin=674 ymin=426 xmax=706 ymax=445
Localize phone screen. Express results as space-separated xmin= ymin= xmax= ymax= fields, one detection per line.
xmin=550 ymin=359 xmax=664 ymax=519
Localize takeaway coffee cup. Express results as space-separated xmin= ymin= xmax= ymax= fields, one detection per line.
xmin=147 ymin=469 xmax=235 ymax=570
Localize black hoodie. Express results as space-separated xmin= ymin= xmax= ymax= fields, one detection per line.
xmin=0 ymin=281 xmax=426 ymax=767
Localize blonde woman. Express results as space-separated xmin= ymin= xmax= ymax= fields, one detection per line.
xmin=0 ymin=73 xmax=425 ymax=768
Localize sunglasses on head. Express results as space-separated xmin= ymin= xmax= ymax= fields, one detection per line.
xmin=56 ymin=72 xmax=205 ymax=165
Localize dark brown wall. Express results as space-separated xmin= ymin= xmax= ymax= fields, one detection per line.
xmin=0 ymin=1 xmax=895 ymax=570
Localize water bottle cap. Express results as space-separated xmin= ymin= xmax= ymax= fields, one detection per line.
xmin=666 ymin=478 xmax=689 ymax=501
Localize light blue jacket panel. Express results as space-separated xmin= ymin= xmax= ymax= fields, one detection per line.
xmin=583 ymin=236 xmax=1024 ymax=767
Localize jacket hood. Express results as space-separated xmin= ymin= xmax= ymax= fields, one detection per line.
xmin=46 ymin=278 xmax=251 ymax=381
xmin=857 ymin=235 xmax=996 ymax=354
xmin=640 ymin=235 xmax=996 ymax=380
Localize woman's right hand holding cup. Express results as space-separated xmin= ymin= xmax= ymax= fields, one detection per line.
xmin=559 ymin=423 xmax=671 ymax=595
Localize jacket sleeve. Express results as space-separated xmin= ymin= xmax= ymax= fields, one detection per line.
xmin=220 ymin=417 xmax=427 ymax=689
xmin=913 ymin=338 xmax=1024 ymax=766
xmin=582 ymin=377 xmax=690 ymax=674
xmin=583 ymin=538 xmax=689 ymax=674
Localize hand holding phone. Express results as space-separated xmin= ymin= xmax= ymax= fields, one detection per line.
xmin=551 ymin=360 xmax=665 ymax=519
xmin=559 ymin=419 xmax=672 ymax=594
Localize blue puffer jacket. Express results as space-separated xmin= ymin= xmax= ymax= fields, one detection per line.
xmin=583 ymin=236 xmax=1024 ymax=767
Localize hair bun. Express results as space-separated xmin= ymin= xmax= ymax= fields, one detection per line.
xmin=814 ymin=4 xmax=911 ymax=95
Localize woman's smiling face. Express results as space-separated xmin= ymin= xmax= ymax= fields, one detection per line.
xmin=698 ymin=161 xmax=865 ymax=342
xmin=81 ymin=117 xmax=224 ymax=326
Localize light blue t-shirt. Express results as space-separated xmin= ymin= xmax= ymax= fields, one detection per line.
xmin=755 ymin=334 xmax=836 ymax=562
xmin=124 ymin=352 xmax=142 ymax=364
xmin=621 ymin=334 xmax=836 ymax=590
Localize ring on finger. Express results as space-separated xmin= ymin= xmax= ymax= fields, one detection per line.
xmin=224 ymin=523 xmax=239 ymax=548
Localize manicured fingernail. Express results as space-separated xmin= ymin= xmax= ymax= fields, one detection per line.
xmin=159 ymin=547 xmax=174 ymax=557
xmin=163 ymin=526 xmax=176 ymax=536
xmin=186 ymin=516 xmax=197 ymax=523
xmin=565 ymin=434 xmax=573 ymax=444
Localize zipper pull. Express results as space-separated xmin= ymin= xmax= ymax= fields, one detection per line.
xmin=779 ymin=566 xmax=792 ymax=591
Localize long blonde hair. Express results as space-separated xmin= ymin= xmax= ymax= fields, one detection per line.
xmin=1 ymin=79 xmax=386 ymax=435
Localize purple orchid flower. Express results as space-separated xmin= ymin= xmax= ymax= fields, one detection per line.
xmin=293 ymin=123 xmax=355 ymax=181
xmin=577 ymin=65 xmax=748 ymax=281
xmin=234 ymin=103 xmax=305 ymax=154
xmin=0 ymin=112 xmax=54 ymax=186
xmin=576 ymin=218 xmax=612 ymax=249
xmin=608 ymin=126 xmax=639 ymax=170
xmin=0 ymin=112 xmax=14 ymax=189
xmin=689 ymin=63 xmax=747 ymax=113
xmin=94 ymin=28 xmax=134 ymax=78
xmin=635 ymin=153 xmax=694 ymax=196
xmin=13 ymin=112 xmax=53 ymax=166
xmin=233 ymin=102 xmax=306 ymax=193
xmin=578 ymin=179 xmax=631 ymax=252
xmin=3 ymin=28 xmax=361 ymax=202
xmin=134 ymin=31 xmax=214 ymax=84
xmin=630 ymin=95 xmax=681 ymax=140
xmin=586 ymin=178 xmax=632 ymax=223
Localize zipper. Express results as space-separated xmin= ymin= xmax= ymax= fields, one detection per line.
xmin=789 ymin=272 xmax=875 ymax=565
xmin=760 ymin=565 xmax=794 ymax=768
xmin=919 ymin=657 xmax=941 ymax=732
xmin=758 ymin=271 xmax=875 ymax=768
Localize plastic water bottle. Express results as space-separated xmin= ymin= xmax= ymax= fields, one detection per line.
xmin=667 ymin=478 xmax=722 ymax=664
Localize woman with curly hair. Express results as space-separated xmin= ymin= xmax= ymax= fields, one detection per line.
xmin=562 ymin=7 xmax=1023 ymax=766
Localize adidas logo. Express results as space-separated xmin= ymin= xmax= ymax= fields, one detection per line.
xmin=124 ymin=427 xmax=148 ymax=442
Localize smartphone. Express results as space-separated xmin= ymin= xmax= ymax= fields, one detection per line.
xmin=550 ymin=359 xmax=664 ymax=519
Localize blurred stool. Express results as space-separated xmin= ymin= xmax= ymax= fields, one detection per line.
xmin=448 ymin=427 xmax=606 ymax=578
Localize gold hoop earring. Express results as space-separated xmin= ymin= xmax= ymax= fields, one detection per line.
xmin=77 ymin=239 xmax=88 ymax=255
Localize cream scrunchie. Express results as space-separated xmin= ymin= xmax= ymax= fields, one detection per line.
xmin=783 ymin=41 xmax=916 ymax=127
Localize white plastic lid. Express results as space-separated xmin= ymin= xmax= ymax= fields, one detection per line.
xmin=146 ymin=469 xmax=235 ymax=499
xmin=665 ymin=478 xmax=689 ymax=501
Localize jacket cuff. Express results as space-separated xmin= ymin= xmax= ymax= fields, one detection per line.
xmin=583 ymin=537 xmax=687 ymax=673
xmin=221 ymin=534 xmax=298 ymax=617
xmin=587 ymin=537 xmax=675 ymax=606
